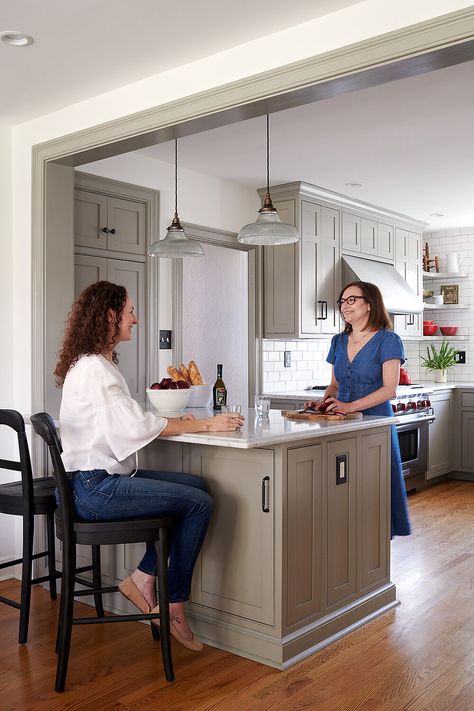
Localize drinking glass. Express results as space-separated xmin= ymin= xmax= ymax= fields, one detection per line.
xmin=223 ymin=405 xmax=242 ymax=414
xmin=254 ymin=395 xmax=270 ymax=418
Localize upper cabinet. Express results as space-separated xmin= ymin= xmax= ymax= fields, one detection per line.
xmin=342 ymin=212 xmax=394 ymax=262
xmin=75 ymin=189 xmax=147 ymax=255
xmin=263 ymin=187 xmax=340 ymax=338
xmin=392 ymin=229 xmax=422 ymax=337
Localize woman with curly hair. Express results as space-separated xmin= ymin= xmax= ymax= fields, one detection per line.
xmin=55 ymin=281 xmax=244 ymax=651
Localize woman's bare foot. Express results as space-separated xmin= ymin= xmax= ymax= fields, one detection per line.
xmin=131 ymin=569 xmax=157 ymax=610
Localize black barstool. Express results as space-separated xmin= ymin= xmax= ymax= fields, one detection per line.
xmin=30 ymin=412 xmax=174 ymax=692
xmin=0 ymin=409 xmax=59 ymax=644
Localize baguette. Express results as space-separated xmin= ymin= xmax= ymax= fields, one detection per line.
xmin=188 ymin=360 xmax=204 ymax=385
xmin=179 ymin=363 xmax=192 ymax=384
xmin=167 ymin=366 xmax=182 ymax=382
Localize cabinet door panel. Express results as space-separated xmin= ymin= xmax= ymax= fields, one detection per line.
xmin=287 ymin=444 xmax=324 ymax=625
xmin=461 ymin=411 xmax=474 ymax=470
xmin=327 ymin=438 xmax=357 ymax=606
xmin=342 ymin=212 xmax=360 ymax=252
xmin=264 ymin=199 xmax=297 ymax=337
xmin=359 ymin=431 xmax=389 ymax=589
xmin=190 ymin=448 xmax=274 ymax=625
xmin=74 ymin=189 xmax=108 ymax=249
xmin=319 ymin=207 xmax=340 ymax=334
xmin=360 ymin=218 xmax=377 ymax=255
xmin=107 ymin=197 xmax=146 ymax=255
xmin=377 ymin=223 xmax=394 ymax=260
xmin=74 ymin=254 xmax=108 ymax=297
xmin=107 ymin=259 xmax=146 ymax=404
xmin=301 ymin=201 xmax=320 ymax=335
xmin=427 ymin=393 xmax=452 ymax=479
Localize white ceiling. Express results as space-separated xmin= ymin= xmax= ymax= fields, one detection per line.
xmin=138 ymin=60 xmax=474 ymax=231
xmin=0 ymin=0 xmax=362 ymax=124
xmin=2 ymin=1 xmax=473 ymax=230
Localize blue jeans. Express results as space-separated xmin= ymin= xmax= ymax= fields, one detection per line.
xmin=64 ymin=469 xmax=213 ymax=602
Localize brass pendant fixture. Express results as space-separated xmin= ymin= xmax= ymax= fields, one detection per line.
xmin=237 ymin=114 xmax=299 ymax=246
xmin=148 ymin=139 xmax=204 ymax=258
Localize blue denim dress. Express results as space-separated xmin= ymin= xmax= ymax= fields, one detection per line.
xmin=327 ymin=329 xmax=411 ymax=537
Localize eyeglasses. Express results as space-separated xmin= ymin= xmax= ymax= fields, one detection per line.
xmin=337 ymin=295 xmax=368 ymax=307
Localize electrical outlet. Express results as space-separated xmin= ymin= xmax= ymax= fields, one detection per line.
xmin=455 ymin=350 xmax=466 ymax=364
xmin=284 ymin=351 xmax=291 ymax=367
xmin=336 ymin=454 xmax=348 ymax=485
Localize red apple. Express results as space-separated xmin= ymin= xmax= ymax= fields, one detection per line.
xmin=176 ymin=380 xmax=191 ymax=389
xmin=150 ymin=382 xmax=161 ymax=390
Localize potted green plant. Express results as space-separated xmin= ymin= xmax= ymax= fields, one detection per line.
xmin=421 ymin=338 xmax=458 ymax=383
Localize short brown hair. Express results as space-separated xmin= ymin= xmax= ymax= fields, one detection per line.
xmin=54 ymin=281 xmax=127 ymax=386
xmin=338 ymin=281 xmax=392 ymax=334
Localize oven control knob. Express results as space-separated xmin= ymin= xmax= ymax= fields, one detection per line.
xmin=417 ymin=400 xmax=426 ymax=408
xmin=392 ymin=404 xmax=397 ymax=413
xmin=425 ymin=400 xmax=431 ymax=407
xmin=396 ymin=402 xmax=406 ymax=411
xmin=406 ymin=401 xmax=416 ymax=410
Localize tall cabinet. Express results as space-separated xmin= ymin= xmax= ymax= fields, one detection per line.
xmin=263 ymin=184 xmax=341 ymax=338
xmin=74 ymin=172 xmax=159 ymax=403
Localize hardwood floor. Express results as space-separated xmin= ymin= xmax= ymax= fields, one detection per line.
xmin=1 ymin=480 xmax=473 ymax=710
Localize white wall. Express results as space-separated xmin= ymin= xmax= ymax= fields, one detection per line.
xmin=0 ymin=126 xmax=12 ymax=409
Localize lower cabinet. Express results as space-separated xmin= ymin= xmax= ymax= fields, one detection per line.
xmin=190 ymin=447 xmax=275 ymax=626
xmin=427 ymin=389 xmax=452 ymax=479
xmin=461 ymin=409 xmax=474 ymax=471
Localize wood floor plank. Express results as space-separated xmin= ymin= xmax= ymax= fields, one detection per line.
xmin=0 ymin=480 xmax=473 ymax=710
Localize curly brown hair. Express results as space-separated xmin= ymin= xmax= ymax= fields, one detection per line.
xmin=54 ymin=281 xmax=127 ymax=387
xmin=338 ymin=281 xmax=392 ymax=333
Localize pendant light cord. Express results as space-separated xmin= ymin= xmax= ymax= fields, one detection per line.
xmin=266 ymin=114 xmax=270 ymax=193
xmin=174 ymin=138 xmax=178 ymax=216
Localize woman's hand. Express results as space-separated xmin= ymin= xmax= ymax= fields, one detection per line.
xmin=205 ymin=413 xmax=245 ymax=432
xmin=324 ymin=398 xmax=354 ymax=414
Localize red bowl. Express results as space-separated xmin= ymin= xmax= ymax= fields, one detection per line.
xmin=423 ymin=324 xmax=438 ymax=336
xmin=423 ymin=320 xmax=434 ymax=326
xmin=439 ymin=326 xmax=457 ymax=336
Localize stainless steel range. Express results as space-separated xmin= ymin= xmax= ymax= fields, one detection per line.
xmin=305 ymin=384 xmax=435 ymax=492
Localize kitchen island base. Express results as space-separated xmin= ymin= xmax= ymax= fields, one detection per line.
xmin=142 ymin=418 xmax=396 ymax=670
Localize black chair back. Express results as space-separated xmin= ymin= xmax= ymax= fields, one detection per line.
xmin=30 ymin=413 xmax=75 ymax=545
xmin=0 ymin=410 xmax=34 ymax=511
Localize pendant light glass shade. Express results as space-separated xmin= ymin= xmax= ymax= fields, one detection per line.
xmin=237 ymin=115 xmax=299 ymax=246
xmin=148 ymin=139 xmax=204 ymax=258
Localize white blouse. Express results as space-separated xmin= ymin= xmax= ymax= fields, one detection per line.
xmin=60 ymin=354 xmax=167 ymax=475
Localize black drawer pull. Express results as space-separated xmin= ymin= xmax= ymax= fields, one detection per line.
xmin=261 ymin=476 xmax=270 ymax=513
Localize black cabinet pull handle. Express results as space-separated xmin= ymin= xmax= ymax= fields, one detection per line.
xmin=317 ymin=300 xmax=328 ymax=320
xmin=101 ymin=227 xmax=109 ymax=233
xmin=109 ymin=228 xmax=116 ymax=235
xmin=261 ymin=476 xmax=270 ymax=513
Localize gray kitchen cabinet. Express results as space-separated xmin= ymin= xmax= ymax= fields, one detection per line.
xmin=459 ymin=390 xmax=474 ymax=471
xmin=286 ymin=443 xmax=324 ymax=625
xmin=342 ymin=212 xmax=360 ymax=252
xmin=74 ymin=254 xmax=146 ymax=404
xmin=270 ymin=398 xmax=300 ymax=411
xmin=326 ymin=437 xmax=357 ymax=607
xmin=190 ymin=446 xmax=275 ymax=625
xmin=343 ymin=213 xmax=394 ymax=262
xmin=75 ymin=189 xmax=146 ymax=255
xmin=359 ymin=429 xmax=389 ymax=590
xmin=393 ymin=228 xmax=422 ymax=337
xmin=263 ymin=189 xmax=340 ymax=338
xmin=427 ymin=389 xmax=452 ymax=480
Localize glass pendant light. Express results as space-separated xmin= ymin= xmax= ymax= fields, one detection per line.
xmin=148 ymin=139 xmax=204 ymax=258
xmin=237 ymin=114 xmax=299 ymax=246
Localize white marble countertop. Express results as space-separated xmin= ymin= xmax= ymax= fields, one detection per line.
xmin=266 ymin=382 xmax=474 ymax=401
xmin=160 ymin=407 xmax=394 ymax=449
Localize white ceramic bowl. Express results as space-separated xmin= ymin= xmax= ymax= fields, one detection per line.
xmin=146 ymin=387 xmax=191 ymax=414
xmin=187 ymin=384 xmax=213 ymax=408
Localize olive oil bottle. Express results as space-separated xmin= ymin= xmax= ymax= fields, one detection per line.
xmin=213 ymin=363 xmax=227 ymax=410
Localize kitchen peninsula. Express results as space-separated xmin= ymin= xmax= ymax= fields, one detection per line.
xmin=140 ymin=408 xmax=396 ymax=669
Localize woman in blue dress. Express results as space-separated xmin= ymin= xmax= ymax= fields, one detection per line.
xmin=306 ymin=280 xmax=411 ymax=537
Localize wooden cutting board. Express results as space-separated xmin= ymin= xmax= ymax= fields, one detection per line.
xmin=281 ymin=410 xmax=363 ymax=422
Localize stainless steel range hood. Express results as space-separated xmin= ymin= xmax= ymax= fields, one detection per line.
xmin=342 ymin=255 xmax=423 ymax=315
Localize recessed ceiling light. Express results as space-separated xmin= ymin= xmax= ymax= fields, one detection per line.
xmin=430 ymin=213 xmax=445 ymax=217
xmin=344 ymin=182 xmax=363 ymax=188
xmin=0 ymin=31 xmax=33 ymax=47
